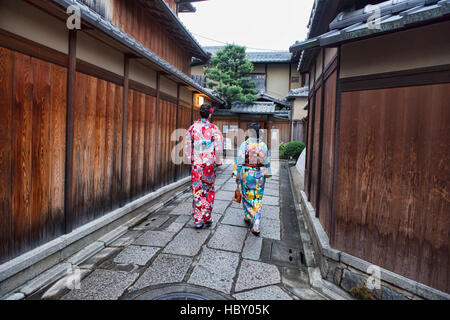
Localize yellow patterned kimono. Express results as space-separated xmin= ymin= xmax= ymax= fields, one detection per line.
xmin=233 ymin=138 xmax=271 ymax=230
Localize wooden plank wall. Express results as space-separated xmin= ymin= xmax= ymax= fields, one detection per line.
xmin=318 ymin=71 xmax=337 ymax=236
xmin=271 ymin=121 xmax=291 ymax=145
xmin=0 ymin=45 xmax=195 ymax=264
xmin=0 ymin=48 xmax=67 ymax=262
xmin=178 ymin=102 xmax=193 ymax=178
xmin=112 ymin=0 xmax=192 ymax=75
xmin=310 ymin=87 xmax=322 ymax=209
xmin=336 ymin=83 xmax=450 ymax=293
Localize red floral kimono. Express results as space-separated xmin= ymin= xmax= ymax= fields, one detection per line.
xmin=185 ymin=119 xmax=224 ymax=225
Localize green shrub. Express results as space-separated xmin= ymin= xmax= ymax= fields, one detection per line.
xmin=282 ymin=141 xmax=305 ymax=161
xmin=279 ymin=142 xmax=287 ymax=157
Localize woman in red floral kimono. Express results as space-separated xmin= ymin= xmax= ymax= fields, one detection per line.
xmin=185 ymin=104 xmax=224 ymax=228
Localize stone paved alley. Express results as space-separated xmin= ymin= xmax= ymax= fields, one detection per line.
xmin=34 ymin=160 xmax=327 ymax=300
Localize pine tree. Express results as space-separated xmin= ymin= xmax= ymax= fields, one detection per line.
xmin=204 ymin=44 xmax=258 ymax=108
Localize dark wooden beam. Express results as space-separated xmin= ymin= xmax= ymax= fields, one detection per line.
xmin=120 ymin=56 xmax=130 ymax=205
xmin=175 ymin=83 xmax=181 ymax=181
xmin=64 ymin=30 xmax=77 ymax=234
xmin=154 ymin=72 xmax=161 ymax=187
xmin=315 ymin=48 xmax=326 ymax=218
xmin=330 ymin=45 xmax=342 ymax=247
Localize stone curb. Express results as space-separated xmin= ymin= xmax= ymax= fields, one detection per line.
xmin=292 ymin=169 xmax=450 ymax=300
xmin=0 ymin=177 xmax=191 ymax=299
xmin=287 ymin=166 xmax=350 ymax=300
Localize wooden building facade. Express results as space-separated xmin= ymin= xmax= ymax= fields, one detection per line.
xmin=291 ymin=0 xmax=449 ymax=294
xmin=0 ymin=0 xmax=220 ymax=264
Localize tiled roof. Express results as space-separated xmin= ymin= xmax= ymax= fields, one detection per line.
xmin=191 ymin=75 xmax=206 ymax=87
xmin=203 ymin=46 xmax=292 ymax=63
xmin=286 ymin=86 xmax=309 ymax=99
xmin=231 ymin=102 xmax=276 ymax=114
xmin=256 ymin=91 xmax=291 ymax=107
xmin=291 ymin=0 xmax=450 ymax=58
xmin=245 ymin=51 xmax=292 ymax=63
xmin=51 ymin=0 xmax=223 ymax=104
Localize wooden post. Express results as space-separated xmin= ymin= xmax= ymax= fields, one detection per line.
xmin=315 ymin=49 xmax=326 ymax=218
xmin=191 ymin=91 xmax=194 ymax=124
xmin=120 ymin=56 xmax=130 ymax=205
xmin=174 ymin=83 xmax=180 ymax=181
xmin=64 ymin=30 xmax=77 ymax=234
xmin=153 ymin=72 xmax=161 ymax=187
xmin=330 ymin=46 xmax=342 ymax=246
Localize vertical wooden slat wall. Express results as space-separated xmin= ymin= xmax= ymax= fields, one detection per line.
xmin=0 ymin=48 xmax=67 ymax=262
xmin=335 ymin=83 xmax=450 ymax=293
xmin=112 ymin=0 xmax=192 ymax=75
xmin=0 ymin=30 xmax=197 ymax=264
xmin=318 ymin=71 xmax=337 ymax=236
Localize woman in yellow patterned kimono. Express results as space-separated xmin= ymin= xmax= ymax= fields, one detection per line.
xmin=233 ymin=123 xmax=271 ymax=235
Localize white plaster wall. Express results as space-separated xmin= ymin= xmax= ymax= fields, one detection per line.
xmin=0 ymin=0 xmax=68 ymax=54
xmin=160 ymin=76 xmax=177 ymax=96
xmin=266 ymin=64 xmax=290 ymax=99
xmin=340 ymin=21 xmax=450 ymax=78
xmin=77 ymin=32 xmax=124 ymax=76
xmin=129 ymin=60 xmax=157 ymax=88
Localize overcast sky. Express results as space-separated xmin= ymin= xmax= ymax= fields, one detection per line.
xmin=179 ymin=0 xmax=315 ymax=52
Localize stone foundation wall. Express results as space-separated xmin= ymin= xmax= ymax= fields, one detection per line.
xmin=299 ymin=191 xmax=450 ymax=301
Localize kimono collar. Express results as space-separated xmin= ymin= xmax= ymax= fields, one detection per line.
xmin=199 ymin=119 xmax=210 ymax=125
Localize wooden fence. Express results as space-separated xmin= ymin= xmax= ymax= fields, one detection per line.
xmin=0 ymin=40 xmax=195 ymax=264
xmin=305 ymin=47 xmax=450 ymax=292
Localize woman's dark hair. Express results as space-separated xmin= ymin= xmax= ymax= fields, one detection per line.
xmin=248 ymin=123 xmax=262 ymax=142
xmin=199 ymin=103 xmax=212 ymax=119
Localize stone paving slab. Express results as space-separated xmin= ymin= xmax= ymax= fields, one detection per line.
xmin=264 ymin=188 xmax=279 ymax=197
xmin=110 ymin=231 xmax=143 ymax=247
xmin=113 ymin=245 xmax=159 ymax=266
xmin=242 ymin=235 xmax=263 ymax=261
xmin=132 ymin=215 xmax=169 ymax=231
xmin=235 ymin=260 xmax=281 ymax=293
xmin=262 ymin=195 xmax=279 ymax=206
xmin=80 ymin=247 xmax=122 ymax=269
xmin=215 ymin=190 xmax=235 ymax=201
xmin=165 ymin=222 xmax=185 ymax=233
xmin=61 ymin=269 xmax=139 ymax=300
xmin=134 ymin=231 xmax=176 ymax=247
xmin=168 ymin=200 xmax=193 ymax=215
xmin=260 ymin=205 xmax=280 ymax=221
xmin=221 ymin=182 xmax=238 ymax=192
xmin=163 ymin=228 xmax=210 ymax=256
xmin=132 ymin=254 xmax=192 ymax=290
xmin=230 ymin=201 xmax=242 ymax=209
xmin=221 ymin=207 xmax=247 ymax=227
xmin=212 ymin=200 xmax=230 ymax=214
xmin=187 ymin=248 xmax=240 ymax=294
xmin=208 ymin=225 xmax=247 ymax=253
xmin=260 ymin=218 xmax=281 ymax=240
xmin=233 ymin=285 xmax=293 ymax=300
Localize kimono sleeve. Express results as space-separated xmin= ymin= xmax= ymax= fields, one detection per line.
xmin=184 ymin=125 xmax=193 ymax=163
xmin=262 ymin=143 xmax=272 ymax=178
xmin=232 ymin=141 xmax=246 ymax=180
xmin=213 ymin=126 xmax=224 ymax=166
